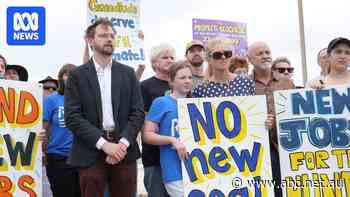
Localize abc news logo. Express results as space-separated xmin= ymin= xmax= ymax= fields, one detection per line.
xmin=7 ymin=7 xmax=46 ymax=45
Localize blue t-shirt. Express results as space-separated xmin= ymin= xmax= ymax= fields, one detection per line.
xmin=146 ymin=96 xmax=182 ymax=183
xmin=43 ymin=92 xmax=73 ymax=156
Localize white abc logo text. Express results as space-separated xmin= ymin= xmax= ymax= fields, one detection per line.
xmin=13 ymin=12 xmax=39 ymax=31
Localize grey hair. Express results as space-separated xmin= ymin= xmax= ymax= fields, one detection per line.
xmin=271 ymin=57 xmax=291 ymax=69
xmin=149 ymin=43 xmax=176 ymax=70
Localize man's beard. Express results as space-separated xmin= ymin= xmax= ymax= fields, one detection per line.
xmin=94 ymin=44 xmax=114 ymax=56
xmin=189 ymin=59 xmax=204 ymax=67
xmin=256 ymin=63 xmax=271 ymax=70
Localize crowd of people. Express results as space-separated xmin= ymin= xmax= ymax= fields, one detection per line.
xmin=1 ymin=17 xmax=350 ymax=197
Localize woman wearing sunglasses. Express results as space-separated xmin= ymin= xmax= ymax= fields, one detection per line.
xmin=271 ymin=57 xmax=296 ymax=85
xmin=43 ymin=63 xmax=81 ymax=197
xmin=193 ymin=37 xmax=255 ymax=97
xmin=143 ymin=60 xmax=192 ymax=197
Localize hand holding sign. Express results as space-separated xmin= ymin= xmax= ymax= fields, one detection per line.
xmin=171 ymin=138 xmax=188 ymax=160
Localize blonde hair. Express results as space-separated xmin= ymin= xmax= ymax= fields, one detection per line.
xmin=205 ymin=37 xmax=234 ymax=79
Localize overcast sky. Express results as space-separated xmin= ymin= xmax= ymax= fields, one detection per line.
xmin=1 ymin=0 xmax=349 ymax=86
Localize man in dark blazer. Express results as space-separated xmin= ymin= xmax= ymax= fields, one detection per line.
xmin=64 ymin=17 xmax=144 ymax=197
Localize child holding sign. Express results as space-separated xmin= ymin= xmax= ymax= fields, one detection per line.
xmin=143 ymin=60 xmax=192 ymax=197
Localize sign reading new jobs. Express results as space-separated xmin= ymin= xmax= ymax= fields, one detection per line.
xmin=275 ymin=86 xmax=350 ymax=197
xmin=87 ymin=0 xmax=144 ymax=67
xmin=178 ymin=96 xmax=274 ymax=197
xmin=192 ymin=18 xmax=247 ymax=56
xmin=0 ymin=80 xmax=43 ymax=197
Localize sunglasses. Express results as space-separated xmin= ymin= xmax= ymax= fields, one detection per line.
xmin=274 ymin=67 xmax=294 ymax=73
xmin=210 ymin=51 xmax=233 ymax=60
xmin=44 ymin=86 xmax=57 ymax=91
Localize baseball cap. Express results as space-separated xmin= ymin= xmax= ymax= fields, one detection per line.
xmin=185 ymin=40 xmax=204 ymax=54
xmin=327 ymin=37 xmax=350 ymax=54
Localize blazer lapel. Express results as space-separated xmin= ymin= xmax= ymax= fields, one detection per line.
xmin=111 ymin=62 xmax=121 ymax=120
xmin=85 ymin=60 xmax=103 ymax=126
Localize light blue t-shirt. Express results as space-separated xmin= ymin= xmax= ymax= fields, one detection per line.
xmin=146 ymin=96 xmax=182 ymax=183
xmin=43 ymin=92 xmax=73 ymax=156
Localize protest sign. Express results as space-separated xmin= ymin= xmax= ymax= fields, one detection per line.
xmin=0 ymin=80 xmax=42 ymax=197
xmin=178 ymin=96 xmax=274 ymax=197
xmin=192 ymin=18 xmax=248 ymax=56
xmin=275 ymin=86 xmax=350 ymax=197
xmin=87 ymin=0 xmax=144 ymax=66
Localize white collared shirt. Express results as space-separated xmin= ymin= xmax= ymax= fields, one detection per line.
xmin=93 ymin=57 xmax=129 ymax=149
xmin=94 ymin=57 xmax=115 ymax=130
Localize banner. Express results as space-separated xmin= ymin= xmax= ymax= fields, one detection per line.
xmin=275 ymin=86 xmax=350 ymax=197
xmin=0 ymin=80 xmax=42 ymax=196
xmin=192 ymin=18 xmax=248 ymax=56
xmin=178 ymin=96 xmax=274 ymax=197
xmin=87 ymin=0 xmax=144 ymax=67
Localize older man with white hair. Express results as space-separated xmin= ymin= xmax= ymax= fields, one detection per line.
xmin=141 ymin=43 xmax=175 ymax=197
xmin=248 ymin=41 xmax=294 ymax=197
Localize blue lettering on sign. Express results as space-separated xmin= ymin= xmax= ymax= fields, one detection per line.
xmin=112 ymin=48 xmax=145 ymax=61
xmin=292 ymin=88 xmax=350 ymax=115
xmin=308 ymin=117 xmax=332 ymax=148
xmin=91 ymin=15 xmax=135 ymax=29
xmin=187 ymin=101 xmax=244 ymax=143
xmin=279 ymin=118 xmax=308 ymax=151
xmin=183 ymin=143 xmax=262 ymax=182
xmin=279 ymin=117 xmax=350 ymax=151
xmin=280 ymin=88 xmax=350 ymax=151
xmin=187 ymin=102 xmax=216 ymax=142
xmin=187 ymin=180 xmax=261 ymax=197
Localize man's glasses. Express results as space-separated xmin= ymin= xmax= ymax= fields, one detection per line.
xmin=274 ymin=67 xmax=294 ymax=73
xmin=44 ymin=86 xmax=57 ymax=91
xmin=210 ymin=51 xmax=233 ymax=60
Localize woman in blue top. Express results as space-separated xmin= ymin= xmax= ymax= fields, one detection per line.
xmin=143 ymin=60 xmax=192 ymax=197
xmin=43 ymin=64 xmax=80 ymax=197
xmin=193 ymin=37 xmax=255 ymax=97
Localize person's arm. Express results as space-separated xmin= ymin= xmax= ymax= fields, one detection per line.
xmin=142 ymin=120 xmax=174 ymax=145
xmin=135 ymin=64 xmax=145 ymax=81
xmin=39 ymin=121 xmax=50 ymax=142
xmin=119 ymin=68 xmax=145 ymax=147
xmin=143 ymin=119 xmax=188 ymax=160
xmin=39 ymin=97 xmax=53 ymax=142
xmin=43 ymin=121 xmax=49 ymax=130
